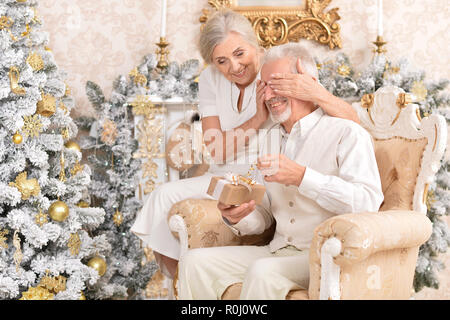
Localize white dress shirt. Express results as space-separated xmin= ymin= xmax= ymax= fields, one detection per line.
xmin=225 ymin=107 xmax=384 ymax=252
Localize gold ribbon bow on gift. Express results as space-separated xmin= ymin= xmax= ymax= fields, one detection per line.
xmin=224 ymin=172 xmax=256 ymax=192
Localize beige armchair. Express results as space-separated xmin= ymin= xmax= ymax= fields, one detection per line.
xmin=168 ymin=86 xmax=447 ymax=300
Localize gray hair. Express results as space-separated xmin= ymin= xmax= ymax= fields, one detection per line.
xmin=199 ymin=9 xmax=259 ymax=64
xmin=263 ymin=42 xmax=318 ymax=79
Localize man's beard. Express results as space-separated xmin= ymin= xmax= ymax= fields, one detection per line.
xmin=266 ymin=97 xmax=292 ymax=123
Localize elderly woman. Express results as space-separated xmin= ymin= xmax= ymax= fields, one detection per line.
xmin=130 ymin=9 xmax=358 ymax=279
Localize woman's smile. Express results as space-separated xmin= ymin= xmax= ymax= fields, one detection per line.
xmin=231 ymin=66 xmax=247 ymax=79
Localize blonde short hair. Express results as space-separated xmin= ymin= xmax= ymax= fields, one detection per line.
xmin=263 ymin=42 xmax=318 ymax=79
xmin=199 ymin=9 xmax=259 ymax=64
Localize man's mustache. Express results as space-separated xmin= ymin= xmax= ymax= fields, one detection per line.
xmin=265 ymin=96 xmax=288 ymax=108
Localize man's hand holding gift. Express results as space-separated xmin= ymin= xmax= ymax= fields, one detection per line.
xmin=217 ymin=200 xmax=256 ymax=224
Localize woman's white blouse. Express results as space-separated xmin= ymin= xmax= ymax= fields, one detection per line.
xmin=198 ymin=65 xmax=264 ymax=175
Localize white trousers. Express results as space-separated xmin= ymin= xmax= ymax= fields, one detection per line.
xmin=178 ymin=245 xmax=310 ymax=300
xmin=131 ymin=173 xmax=214 ymax=263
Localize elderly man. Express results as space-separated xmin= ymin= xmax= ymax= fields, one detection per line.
xmin=177 ymin=43 xmax=384 ymax=300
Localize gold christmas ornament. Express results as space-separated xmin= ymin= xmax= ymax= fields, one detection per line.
xmin=13 ymin=230 xmax=23 ymax=273
xmin=135 ymin=74 xmax=148 ymax=87
xmin=0 ymin=16 xmax=17 ymax=41
xmin=21 ymin=23 xmax=31 ymax=39
xmin=129 ymin=67 xmax=147 ymax=87
xmin=36 ymin=93 xmax=56 ymax=117
xmin=77 ymin=201 xmax=89 ymax=208
xmin=12 ymin=131 xmax=23 ymax=144
xmin=411 ymin=81 xmax=428 ymax=102
xmin=59 ymin=152 xmax=66 ymax=182
xmin=35 ymin=209 xmax=48 ymax=227
xmin=80 ymin=292 xmax=86 ymax=300
xmin=9 ymin=66 xmax=26 ymax=95
xmin=48 ymin=200 xmax=69 ymax=222
xmin=0 ymin=229 xmax=9 ymax=249
xmin=87 ymin=256 xmax=107 ymax=276
xmin=68 ymin=232 xmax=81 ymax=256
xmin=337 ymin=64 xmax=351 ymax=77
xmin=22 ymin=114 xmax=43 ymax=138
xmin=64 ymin=82 xmax=71 ymax=96
xmin=20 ymin=286 xmax=54 ymax=300
xmin=61 ymin=127 xmax=70 ymax=141
xmin=113 ymin=209 xmax=124 ymax=226
xmin=32 ymin=8 xmax=42 ymax=24
xmin=0 ymin=16 xmax=13 ymax=30
xmin=130 ymin=95 xmax=155 ymax=117
xmin=64 ymin=140 xmax=81 ymax=153
xmin=70 ymin=161 xmax=84 ymax=177
xmin=9 ymin=172 xmax=40 ymax=200
xmin=38 ymin=271 xmax=67 ymax=294
xmin=101 ymin=119 xmax=118 ymax=146
xmin=425 ymin=189 xmax=436 ymax=211
xmin=383 ymin=62 xmax=400 ymax=79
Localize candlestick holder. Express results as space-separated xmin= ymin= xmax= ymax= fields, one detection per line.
xmin=156 ymin=37 xmax=170 ymax=72
xmin=372 ymin=35 xmax=387 ymax=54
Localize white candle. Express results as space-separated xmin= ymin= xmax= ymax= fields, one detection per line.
xmin=377 ymin=0 xmax=383 ymax=37
xmin=160 ymin=0 xmax=167 ymax=38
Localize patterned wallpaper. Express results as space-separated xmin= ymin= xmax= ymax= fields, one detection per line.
xmin=38 ymin=0 xmax=450 ymax=117
xmin=37 ymin=0 xmax=449 ymax=299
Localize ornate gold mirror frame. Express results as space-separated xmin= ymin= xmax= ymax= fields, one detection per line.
xmin=199 ymin=0 xmax=342 ymax=49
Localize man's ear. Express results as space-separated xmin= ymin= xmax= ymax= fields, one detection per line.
xmin=296 ymin=58 xmax=305 ymax=74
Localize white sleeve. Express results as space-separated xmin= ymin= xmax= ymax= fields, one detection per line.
xmin=198 ymin=67 xmax=219 ymax=118
xmin=298 ymin=125 xmax=384 ymax=214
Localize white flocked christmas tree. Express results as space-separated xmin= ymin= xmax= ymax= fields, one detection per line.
xmin=0 ymin=0 xmax=108 ymax=300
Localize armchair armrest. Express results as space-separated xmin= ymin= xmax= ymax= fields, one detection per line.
xmin=168 ymin=199 xmax=276 ymax=258
xmin=308 ymin=210 xmax=432 ymax=300
xmin=168 ymin=199 xmax=241 ymax=255
xmin=312 ymin=210 xmax=432 ymax=267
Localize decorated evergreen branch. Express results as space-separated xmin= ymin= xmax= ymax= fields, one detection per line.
xmin=78 ymin=53 xmax=200 ymax=299
xmin=317 ymin=52 xmax=449 ymax=292
xmin=127 ymin=53 xmax=199 ymax=101
xmin=0 ymin=0 xmax=106 ymax=300
xmin=77 ymin=78 xmax=156 ymax=299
